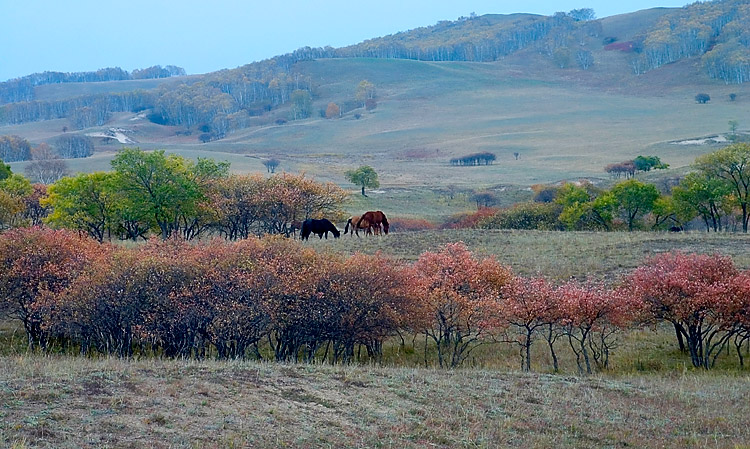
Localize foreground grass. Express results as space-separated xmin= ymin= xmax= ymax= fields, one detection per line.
xmin=1 ymin=355 xmax=748 ymax=449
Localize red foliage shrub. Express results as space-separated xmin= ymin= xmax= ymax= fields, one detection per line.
xmin=441 ymin=207 xmax=499 ymax=229
xmin=387 ymin=217 xmax=436 ymax=232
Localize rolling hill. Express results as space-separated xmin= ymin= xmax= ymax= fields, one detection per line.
xmin=1 ymin=2 xmax=749 ymax=205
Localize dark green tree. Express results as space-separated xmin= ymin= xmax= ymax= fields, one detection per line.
xmin=610 ymin=179 xmax=660 ymax=231
xmin=0 ymin=159 xmax=10 ymax=181
xmin=345 ymin=165 xmax=379 ymax=197
xmin=695 ymin=143 xmax=750 ymax=232
xmin=110 ymin=148 xmax=229 ymax=239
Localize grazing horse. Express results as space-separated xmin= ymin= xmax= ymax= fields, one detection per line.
xmin=300 ymin=218 xmax=341 ymax=240
xmin=344 ymin=215 xmax=375 ymax=237
xmin=356 ymin=211 xmax=389 ymax=235
xmin=289 ymin=220 xmax=303 ymax=239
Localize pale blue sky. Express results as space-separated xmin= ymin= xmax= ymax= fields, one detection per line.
xmin=0 ymin=0 xmax=689 ymax=82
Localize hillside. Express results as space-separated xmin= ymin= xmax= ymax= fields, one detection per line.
xmin=1 ymin=2 xmax=750 ymax=196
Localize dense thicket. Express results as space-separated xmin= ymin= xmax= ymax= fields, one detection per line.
xmin=632 ymin=0 xmax=750 ymax=83
xmin=2 ymin=228 xmax=749 ymax=371
xmin=41 ymin=148 xmax=346 ymax=242
xmin=0 ymin=65 xmax=184 ymax=105
xmin=0 ymin=135 xmax=32 ymax=162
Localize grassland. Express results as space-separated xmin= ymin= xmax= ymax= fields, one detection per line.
xmin=2 ymin=356 xmax=749 ymax=449
xmin=5 ymin=56 xmax=749 ymax=195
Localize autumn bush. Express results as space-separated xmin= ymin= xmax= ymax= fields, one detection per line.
xmin=441 ymin=207 xmax=498 ymax=229
xmin=3 ymin=228 xmax=750 ymax=372
xmin=387 ymin=217 xmax=437 ymax=232
xmin=479 ymin=202 xmax=563 ymax=230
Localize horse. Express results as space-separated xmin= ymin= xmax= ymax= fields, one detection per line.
xmin=356 ymin=211 xmax=389 ymax=235
xmin=344 ymin=215 xmax=375 ymax=237
xmin=289 ymin=220 xmax=304 ymax=239
xmin=300 ymin=218 xmax=341 ymax=240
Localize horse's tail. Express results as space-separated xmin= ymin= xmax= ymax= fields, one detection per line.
xmin=344 ymin=218 xmax=352 ymax=235
xmin=300 ymin=220 xmax=311 ymax=240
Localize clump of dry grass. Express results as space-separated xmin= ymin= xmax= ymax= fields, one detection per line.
xmin=1 ymin=355 xmax=749 ymax=448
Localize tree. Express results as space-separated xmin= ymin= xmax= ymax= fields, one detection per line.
xmin=501 ymin=276 xmax=556 ymax=371
xmin=0 ymin=227 xmax=102 ymax=348
xmin=695 ymin=93 xmax=711 ymax=104
xmin=695 ymin=144 xmax=750 ymax=232
xmin=290 ymin=89 xmax=312 ymax=120
xmin=568 ymin=8 xmax=596 ymax=21
xmin=0 ymin=135 xmax=32 ymax=162
xmin=54 ymin=134 xmax=94 ymax=158
xmin=263 ymin=158 xmax=280 ymax=173
xmin=345 ymin=165 xmax=379 ymax=196
xmin=44 ymin=172 xmax=121 ymax=242
xmin=25 ymin=144 xmax=68 ymax=184
xmin=672 ymin=172 xmax=733 ymax=232
xmin=413 ymin=243 xmax=512 ymax=368
xmin=325 ymin=102 xmax=340 ymax=119
xmin=609 ymin=179 xmax=660 ymax=231
xmin=110 ymin=148 xmax=229 ymax=239
xmin=576 ymin=50 xmax=594 ymax=70
xmin=0 ymin=159 xmax=10 ymax=181
xmin=0 ymin=174 xmax=33 ymax=230
xmin=633 ymin=155 xmax=668 ymax=172
xmin=471 ymin=190 xmax=497 ymax=209
xmin=558 ymin=281 xmax=630 ymax=374
xmin=355 ymin=80 xmax=376 ymax=107
xmin=628 ymin=252 xmax=741 ymax=369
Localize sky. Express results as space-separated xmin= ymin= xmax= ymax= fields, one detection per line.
xmin=0 ymin=0 xmax=690 ymax=82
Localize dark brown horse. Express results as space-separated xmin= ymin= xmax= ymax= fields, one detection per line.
xmin=356 ymin=211 xmax=389 ymax=235
xmin=344 ymin=215 xmax=375 ymax=237
xmin=300 ymin=219 xmax=341 ymax=240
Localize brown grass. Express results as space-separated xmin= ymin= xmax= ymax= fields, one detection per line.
xmin=1 ymin=356 xmax=749 ymax=449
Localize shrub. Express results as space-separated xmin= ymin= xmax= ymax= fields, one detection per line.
xmin=479 ymin=202 xmax=563 ymax=230
xmin=441 ymin=208 xmax=499 ymax=229
xmin=387 ymin=218 xmax=436 ymax=232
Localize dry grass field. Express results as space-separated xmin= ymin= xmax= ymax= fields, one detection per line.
xmin=2 ymin=356 xmax=749 ymax=449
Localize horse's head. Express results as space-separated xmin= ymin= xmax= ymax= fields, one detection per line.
xmin=380 ymin=212 xmax=389 ymax=234
xmin=332 ymin=227 xmax=341 ymax=238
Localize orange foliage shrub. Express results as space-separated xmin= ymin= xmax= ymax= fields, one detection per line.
xmin=387 ymin=217 xmax=436 ymax=232
xmin=441 ymin=207 xmax=498 ymax=229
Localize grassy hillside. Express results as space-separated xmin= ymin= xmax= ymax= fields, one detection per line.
xmin=6 ymin=57 xmax=747 ymax=191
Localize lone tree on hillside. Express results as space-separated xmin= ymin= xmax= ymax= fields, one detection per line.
xmin=695 ymin=93 xmax=711 ymax=104
xmin=263 ymin=158 xmax=280 ymax=173
xmin=345 ymin=165 xmax=379 ymax=196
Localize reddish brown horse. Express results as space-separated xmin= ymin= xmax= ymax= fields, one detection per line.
xmin=356 ymin=211 xmax=389 ymax=235
xmin=344 ymin=215 xmax=374 ymax=236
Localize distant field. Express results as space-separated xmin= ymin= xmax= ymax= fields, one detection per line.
xmin=299 ymin=228 xmax=750 ymax=281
